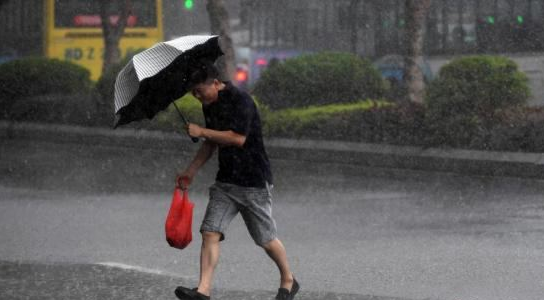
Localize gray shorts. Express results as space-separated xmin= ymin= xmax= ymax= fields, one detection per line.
xmin=200 ymin=181 xmax=277 ymax=246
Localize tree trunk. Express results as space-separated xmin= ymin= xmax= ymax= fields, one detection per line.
xmin=493 ymin=0 xmax=499 ymax=18
xmin=206 ymin=0 xmax=235 ymax=81
xmin=441 ymin=1 xmax=448 ymax=52
xmin=457 ymin=0 xmax=465 ymax=52
xmin=373 ymin=2 xmax=385 ymax=55
xmin=404 ymin=0 xmax=431 ymax=104
xmin=99 ymin=0 xmax=132 ymax=76
xmin=349 ymin=0 xmax=359 ymax=54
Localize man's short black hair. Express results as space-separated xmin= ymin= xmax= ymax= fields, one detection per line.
xmin=187 ymin=60 xmax=220 ymax=89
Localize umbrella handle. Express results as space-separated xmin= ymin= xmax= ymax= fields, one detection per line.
xmin=173 ymin=102 xmax=199 ymax=143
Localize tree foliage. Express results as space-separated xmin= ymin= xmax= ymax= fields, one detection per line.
xmin=425 ymin=55 xmax=530 ymax=147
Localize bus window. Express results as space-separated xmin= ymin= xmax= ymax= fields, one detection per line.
xmin=46 ymin=0 xmax=163 ymax=80
xmin=54 ymin=0 xmax=157 ymax=28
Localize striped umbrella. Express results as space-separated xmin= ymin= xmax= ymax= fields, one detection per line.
xmin=113 ymin=35 xmax=223 ymax=129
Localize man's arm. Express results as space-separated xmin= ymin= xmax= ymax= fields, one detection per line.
xmin=187 ymin=123 xmax=246 ymax=148
xmin=177 ymin=140 xmax=217 ymax=188
xmin=186 ymin=139 xmax=217 ymax=173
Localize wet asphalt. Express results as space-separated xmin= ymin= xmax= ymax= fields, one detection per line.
xmin=2 ymin=136 xmax=544 ymax=300
xmin=0 ymin=261 xmax=404 ymax=300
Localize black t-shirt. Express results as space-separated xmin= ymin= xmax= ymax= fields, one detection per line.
xmin=202 ymin=82 xmax=273 ymax=187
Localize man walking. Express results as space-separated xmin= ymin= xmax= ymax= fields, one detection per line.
xmin=175 ymin=61 xmax=299 ymax=300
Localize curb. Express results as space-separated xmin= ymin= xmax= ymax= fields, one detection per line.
xmin=266 ymin=138 xmax=544 ymax=180
xmin=2 ymin=121 xmax=544 ymax=180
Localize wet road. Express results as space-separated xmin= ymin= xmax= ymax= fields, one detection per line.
xmin=1 ymin=157 xmax=544 ymax=300
xmin=0 ymin=261 xmax=403 ymax=300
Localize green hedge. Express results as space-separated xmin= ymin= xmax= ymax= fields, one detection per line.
xmin=0 ymin=57 xmax=96 ymax=122
xmin=253 ymin=52 xmax=387 ymax=109
xmin=153 ymin=97 xmax=428 ymax=147
xmin=0 ymin=58 xmax=93 ymax=117
xmin=261 ymin=100 xmax=429 ymax=147
xmin=5 ymin=94 xmax=102 ymax=126
xmin=0 ymin=57 xmax=92 ymax=99
xmin=425 ymin=55 xmax=530 ymax=148
xmin=263 ymin=100 xmax=389 ymax=137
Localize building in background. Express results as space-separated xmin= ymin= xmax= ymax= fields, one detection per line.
xmin=0 ymin=0 xmax=242 ymax=79
xmin=241 ymin=0 xmax=544 ymax=104
xmin=242 ymin=0 xmax=544 ymax=56
xmin=162 ymin=0 xmax=242 ymax=39
xmin=1 ymin=0 xmax=543 ymax=102
xmin=0 ymin=0 xmax=44 ymax=62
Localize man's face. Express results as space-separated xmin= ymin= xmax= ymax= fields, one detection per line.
xmin=191 ymin=79 xmax=220 ymax=106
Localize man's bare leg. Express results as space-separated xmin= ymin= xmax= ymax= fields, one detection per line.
xmin=262 ymin=238 xmax=294 ymax=290
xmin=197 ymin=231 xmax=222 ymax=296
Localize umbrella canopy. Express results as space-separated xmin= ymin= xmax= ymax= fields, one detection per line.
xmin=113 ymin=35 xmax=223 ymax=128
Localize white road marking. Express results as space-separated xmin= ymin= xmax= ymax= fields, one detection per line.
xmin=96 ymin=262 xmax=195 ymax=280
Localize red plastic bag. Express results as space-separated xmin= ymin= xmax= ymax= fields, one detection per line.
xmin=165 ymin=188 xmax=194 ymax=249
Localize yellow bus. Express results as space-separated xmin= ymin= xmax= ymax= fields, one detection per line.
xmin=45 ymin=0 xmax=163 ymax=80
